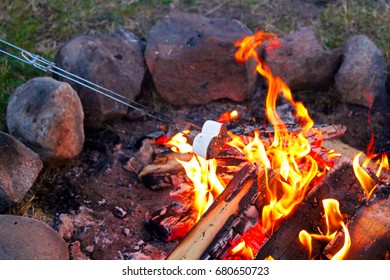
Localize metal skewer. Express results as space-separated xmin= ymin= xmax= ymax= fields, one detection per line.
xmin=0 ymin=39 xmax=182 ymax=132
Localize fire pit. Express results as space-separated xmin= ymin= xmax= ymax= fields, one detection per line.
xmin=133 ymin=31 xmax=389 ymax=260
xmin=1 ymin=12 xmax=389 ymax=261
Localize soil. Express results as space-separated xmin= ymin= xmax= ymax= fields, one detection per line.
xmin=25 ymin=1 xmax=390 ymax=260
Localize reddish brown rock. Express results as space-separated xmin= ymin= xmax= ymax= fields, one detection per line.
xmin=145 ymin=11 xmax=257 ymax=105
xmin=0 ymin=215 xmax=69 ymax=260
xmin=264 ymin=27 xmax=341 ymax=92
xmin=0 ymin=131 xmax=43 ymax=212
xmin=6 ymin=77 xmax=84 ymax=166
xmin=54 ymin=29 xmax=146 ymax=127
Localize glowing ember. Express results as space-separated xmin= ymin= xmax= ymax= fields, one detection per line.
xmin=299 ymin=199 xmax=351 ymax=260
xmin=217 ymin=110 xmax=239 ymax=123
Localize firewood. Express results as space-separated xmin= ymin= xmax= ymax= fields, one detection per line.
xmin=138 ymin=152 xmax=192 ymax=189
xmin=167 ymin=163 xmax=260 ymax=259
xmin=229 ymin=123 xmax=346 ymax=140
xmin=255 ymin=155 xmax=367 ymax=260
xmin=323 ymin=196 xmax=390 ymax=260
xmin=145 ymin=201 xmax=197 ymax=242
xmin=322 ymin=139 xmax=362 ymax=160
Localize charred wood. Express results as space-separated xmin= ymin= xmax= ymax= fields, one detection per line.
xmin=167 ymin=164 xmax=275 ymax=260
xmin=254 ymin=155 xmax=370 ymax=260
xmin=138 ymin=152 xmax=192 ymax=189
xmin=323 ymin=196 xmax=390 ymax=260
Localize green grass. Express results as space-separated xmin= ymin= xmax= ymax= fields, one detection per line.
xmin=316 ymin=0 xmax=390 ymax=64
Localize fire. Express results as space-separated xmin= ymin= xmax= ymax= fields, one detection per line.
xmin=167 ymin=132 xmax=225 ymax=221
xmin=352 ymin=92 xmax=389 ymax=200
xmin=227 ymin=240 xmax=254 ymax=260
xmin=299 ymin=199 xmax=351 ymax=260
xmin=217 ymin=110 xmax=239 ymax=123
xmin=163 ymin=30 xmax=340 ymax=259
xmin=353 ymin=151 xmax=388 ymax=199
xmin=231 ymin=31 xmax=337 ymax=234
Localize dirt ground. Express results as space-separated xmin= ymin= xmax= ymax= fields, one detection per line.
xmin=25 ymin=1 xmax=390 ymax=260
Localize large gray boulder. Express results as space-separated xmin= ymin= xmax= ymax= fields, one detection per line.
xmin=264 ymin=27 xmax=341 ymax=92
xmin=0 ymin=132 xmax=43 ymax=212
xmin=54 ymin=29 xmax=146 ymax=127
xmin=145 ymin=11 xmax=257 ymax=105
xmin=6 ymin=77 xmax=84 ymax=166
xmin=0 ymin=215 xmax=69 ymax=260
xmin=335 ymin=35 xmax=387 ymax=107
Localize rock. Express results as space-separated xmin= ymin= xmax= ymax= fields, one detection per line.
xmin=124 ymin=252 xmax=152 ymax=260
xmin=6 ymin=77 xmax=84 ymax=166
xmin=264 ymin=26 xmax=341 ymax=92
xmin=0 ymin=132 xmax=43 ymax=212
xmin=0 ymin=215 xmax=69 ymax=260
xmin=69 ymin=241 xmax=89 ymax=260
xmin=55 ymin=214 xmax=74 ymax=241
xmin=54 ymin=29 xmax=146 ymax=127
xmin=145 ymin=11 xmax=257 ymax=105
xmin=335 ymin=35 xmax=387 ymax=107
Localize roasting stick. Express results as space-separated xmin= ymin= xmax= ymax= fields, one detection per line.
xmin=0 ymin=39 xmax=183 ymax=132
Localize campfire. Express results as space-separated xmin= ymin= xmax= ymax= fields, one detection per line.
xmin=140 ymin=30 xmax=389 ymax=260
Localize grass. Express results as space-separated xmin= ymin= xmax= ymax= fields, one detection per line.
xmin=316 ymin=0 xmax=390 ymax=64
xmin=0 ymin=0 xmax=389 ymax=218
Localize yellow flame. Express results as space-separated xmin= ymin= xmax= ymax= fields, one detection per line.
xmin=229 ymin=240 xmax=254 ymax=260
xmin=231 ymin=31 xmax=331 ymax=234
xmin=166 ymin=30 xmax=341 ymax=259
xmin=168 ymin=133 xmax=225 ymax=221
xmin=299 ymin=199 xmax=351 ymax=260
xmin=353 ymin=151 xmax=388 ymax=200
xmin=299 ymin=230 xmax=312 ymax=259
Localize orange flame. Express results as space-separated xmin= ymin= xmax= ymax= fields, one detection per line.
xmin=167 ymin=132 xmax=225 ymax=221
xmin=227 ymin=240 xmax=254 ymax=260
xmin=353 ymin=151 xmax=388 ymax=199
xmin=352 ymin=91 xmax=389 ymax=199
xmin=217 ymin=110 xmax=239 ymax=123
xmin=165 ymin=30 xmax=340 ymax=259
xmin=231 ymin=31 xmax=337 ymax=234
xmin=299 ymin=199 xmax=351 ymax=260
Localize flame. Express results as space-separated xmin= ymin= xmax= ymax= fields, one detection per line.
xmin=164 ymin=30 xmax=340 ymax=259
xmin=217 ymin=110 xmax=239 ymax=123
xmin=231 ymin=31 xmax=337 ymax=234
xmin=352 ymin=91 xmax=389 ymax=199
xmin=353 ymin=151 xmax=388 ymax=199
xmin=299 ymin=199 xmax=351 ymax=260
xmin=227 ymin=240 xmax=254 ymax=260
xmin=167 ymin=133 xmax=225 ymax=221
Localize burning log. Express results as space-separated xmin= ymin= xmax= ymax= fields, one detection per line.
xmin=229 ymin=123 xmax=347 ymax=142
xmin=145 ymin=201 xmax=197 ymax=242
xmin=254 ymin=154 xmax=382 ymax=260
xmin=167 ymin=163 xmax=265 ymax=259
xmin=323 ymin=193 xmax=390 ymax=260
